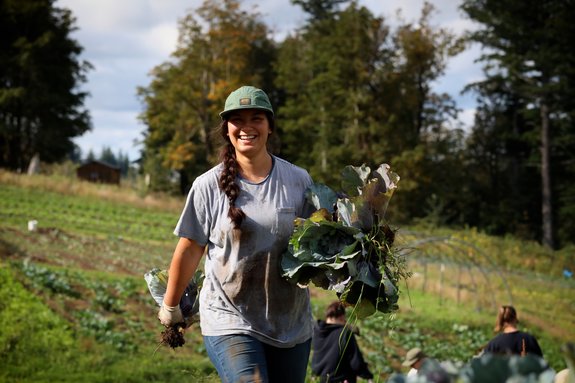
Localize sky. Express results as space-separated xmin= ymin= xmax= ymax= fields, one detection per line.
xmin=55 ymin=0 xmax=484 ymax=161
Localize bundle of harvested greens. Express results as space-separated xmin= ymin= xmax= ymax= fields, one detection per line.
xmin=144 ymin=268 xmax=204 ymax=349
xmin=281 ymin=163 xmax=409 ymax=318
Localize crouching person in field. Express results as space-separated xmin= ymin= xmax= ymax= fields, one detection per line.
xmin=311 ymin=301 xmax=374 ymax=383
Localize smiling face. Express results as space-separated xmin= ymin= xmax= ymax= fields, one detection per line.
xmin=226 ymin=109 xmax=272 ymax=158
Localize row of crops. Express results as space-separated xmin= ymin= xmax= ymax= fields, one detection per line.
xmin=1 ymin=177 xmax=572 ymax=382
xmin=0 ymin=185 xmax=180 ymax=242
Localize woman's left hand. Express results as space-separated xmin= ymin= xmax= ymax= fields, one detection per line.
xmin=158 ymin=303 xmax=184 ymax=326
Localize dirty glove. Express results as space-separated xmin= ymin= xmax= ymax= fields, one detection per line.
xmin=158 ymin=302 xmax=184 ymax=327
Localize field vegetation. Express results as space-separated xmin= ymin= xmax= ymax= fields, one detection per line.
xmin=0 ymin=170 xmax=573 ymax=382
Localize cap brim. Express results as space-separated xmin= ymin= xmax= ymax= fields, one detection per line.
xmin=220 ymin=106 xmax=274 ymax=119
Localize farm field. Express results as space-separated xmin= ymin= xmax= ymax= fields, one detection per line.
xmin=1 ymin=171 xmax=573 ymax=382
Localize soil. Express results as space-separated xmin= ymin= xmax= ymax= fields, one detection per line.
xmin=161 ymin=324 xmax=186 ymax=349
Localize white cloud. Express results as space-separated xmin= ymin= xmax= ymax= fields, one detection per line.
xmin=140 ymin=22 xmax=180 ymax=58
xmin=73 ymin=109 xmax=144 ymax=157
xmin=58 ymin=0 xmax=189 ymax=60
xmin=459 ymin=107 xmax=476 ymax=131
xmin=58 ymin=0 xmax=196 ymax=32
xmin=447 ymin=44 xmax=484 ymax=80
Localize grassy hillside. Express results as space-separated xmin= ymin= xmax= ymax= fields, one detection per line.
xmin=1 ymin=170 xmax=573 ymax=382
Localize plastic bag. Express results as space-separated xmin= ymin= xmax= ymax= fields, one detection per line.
xmin=144 ymin=267 xmax=204 ymax=325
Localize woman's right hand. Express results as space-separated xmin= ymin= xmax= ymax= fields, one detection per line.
xmin=158 ymin=302 xmax=184 ymax=326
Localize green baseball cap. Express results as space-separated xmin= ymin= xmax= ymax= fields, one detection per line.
xmin=219 ymin=86 xmax=274 ymax=119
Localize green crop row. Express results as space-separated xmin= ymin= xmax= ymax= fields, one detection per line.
xmin=0 ymin=262 xmax=219 ymax=383
xmin=1 ymin=177 xmax=573 ymax=382
xmin=0 ymin=185 xmax=179 ymax=242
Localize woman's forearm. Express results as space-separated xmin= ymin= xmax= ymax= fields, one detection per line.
xmin=163 ymin=237 xmax=205 ymax=306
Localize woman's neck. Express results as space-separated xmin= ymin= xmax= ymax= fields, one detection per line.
xmin=236 ymin=151 xmax=272 ymax=183
xmin=326 ymin=316 xmax=346 ymax=325
xmin=503 ymin=323 xmax=518 ymax=333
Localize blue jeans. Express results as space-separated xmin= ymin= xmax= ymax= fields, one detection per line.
xmin=204 ymin=335 xmax=311 ymax=383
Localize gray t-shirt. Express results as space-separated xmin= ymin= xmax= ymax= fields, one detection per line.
xmin=174 ymin=155 xmax=314 ymax=348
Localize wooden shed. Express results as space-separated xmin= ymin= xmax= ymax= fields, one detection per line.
xmin=76 ymin=160 xmax=121 ymax=185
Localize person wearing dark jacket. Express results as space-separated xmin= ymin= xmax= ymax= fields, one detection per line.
xmin=311 ymin=301 xmax=374 ymax=383
xmin=484 ymin=305 xmax=543 ymax=357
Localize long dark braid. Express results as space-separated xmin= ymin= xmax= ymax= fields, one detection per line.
xmin=216 ymin=113 xmax=275 ymax=230
xmin=218 ymin=140 xmax=245 ymax=229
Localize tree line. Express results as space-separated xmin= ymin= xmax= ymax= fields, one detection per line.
xmin=0 ymin=0 xmax=91 ymax=171
xmin=137 ymin=0 xmax=575 ymax=249
xmin=84 ymin=147 xmax=132 ymax=176
xmin=1 ymin=0 xmax=573 ymax=249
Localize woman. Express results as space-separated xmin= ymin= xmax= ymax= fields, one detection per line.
xmin=157 ymin=85 xmax=314 ymax=383
xmin=311 ymin=301 xmax=374 ymax=383
xmin=484 ymin=305 xmax=543 ymax=357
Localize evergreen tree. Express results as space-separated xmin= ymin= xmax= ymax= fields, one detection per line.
xmin=384 ymin=3 xmax=465 ymax=223
xmin=0 ymin=0 xmax=91 ymax=170
xmin=99 ymin=146 xmax=117 ymax=166
xmin=277 ymin=1 xmax=464 ymax=226
xmin=462 ymin=92 xmax=540 ymax=238
xmin=277 ymin=1 xmax=394 ymax=184
xmin=461 ymin=0 xmax=575 ymax=247
xmin=85 ymin=149 xmax=95 ymax=162
xmin=291 ymin=0 xmax=349 ymax=20
xmin=68 ymin=144 xmax=82 ymax=163
xmin=116 ymin=150 xmax=130 ymax=176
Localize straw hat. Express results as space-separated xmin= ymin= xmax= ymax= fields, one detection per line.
xmin=402 ymin=347 xmax=425 ymax=367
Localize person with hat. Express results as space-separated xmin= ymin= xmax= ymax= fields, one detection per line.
xmin=158 ymin=86 xmax=315 ymax=383
xmin=402 ymin=347 xmax=427 ymax=377
xmin=402 ymin=348 xmax=451 ymax=383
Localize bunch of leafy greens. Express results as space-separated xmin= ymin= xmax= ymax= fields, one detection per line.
xmin=144 ymin=268 xmax=204 ymax=326
xmin=281 ymin=163 xmax=409 ymax=318
xmin=386 ymin=353 xmax=557 ymax=383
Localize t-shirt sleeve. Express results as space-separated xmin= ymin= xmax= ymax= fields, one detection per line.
xmin=527 ymin=334 xmax=543 ymax=357
xmin=484 ymin=338 xmax=496 ymax=353
xmin=173 ymin=180 xmax=211 ymax=246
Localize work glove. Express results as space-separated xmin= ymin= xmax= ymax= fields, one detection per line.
xmin=158 ymin=302 xmax=184 ymax=327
